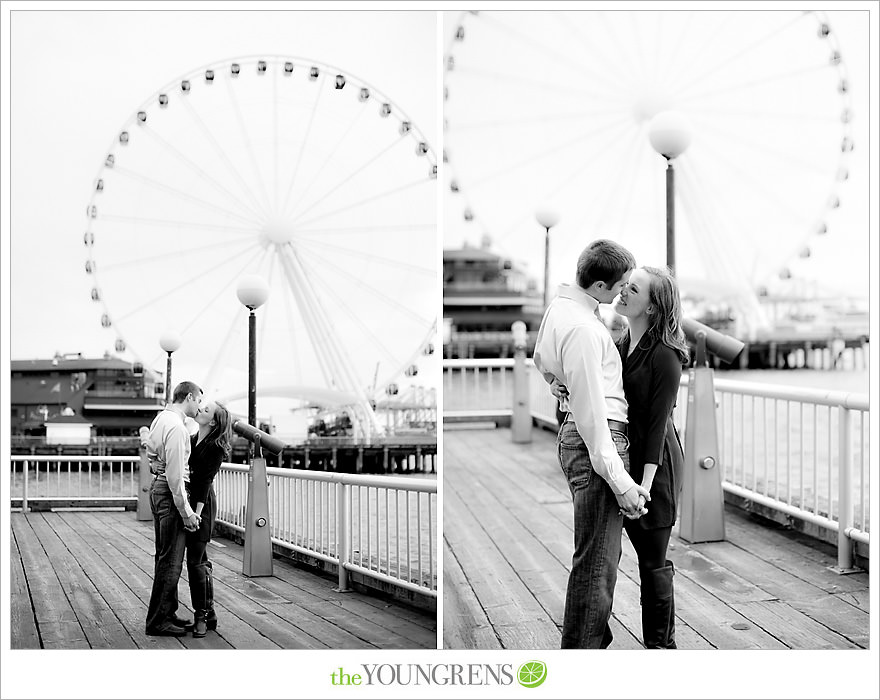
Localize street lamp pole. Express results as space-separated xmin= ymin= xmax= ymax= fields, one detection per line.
xmin=535 ymin=207 xmax=561 ymax=307
xmin=648 ymin=111 xmax=692 ymax=275
xmin=159 ymin=332 xmax=181 ymax=405
xmin=236 ymin=275 xmax=270 ymax=459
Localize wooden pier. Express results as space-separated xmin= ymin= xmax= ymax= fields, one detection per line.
xmin=443 ymin=426 xmax=869 ymax=650
xmin=10 ymin=510 xmax=435 ymax=650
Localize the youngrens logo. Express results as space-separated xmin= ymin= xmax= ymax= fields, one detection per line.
xmin=517 ymin=661 xmax=547 ymax=688
xmin=329 ymin=661 xmax=547 ymax=688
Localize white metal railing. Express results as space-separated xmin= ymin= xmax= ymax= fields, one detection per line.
xmin=673 ymin=375 xmax=870 ymax=550
xmin=215 ymin=464 xmax=437 ymax=597
xmin=9 ymin=456 xmax=140 ymax=510
xmin=443 ymin=359 xmax=870 ymax=563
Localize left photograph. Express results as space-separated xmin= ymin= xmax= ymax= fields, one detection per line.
xmin=9 ymin=9 xmax=438 ymax=649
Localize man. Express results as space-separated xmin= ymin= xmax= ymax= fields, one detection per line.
xmin=533 ymin=239 xmax=650 ymax=649
xmin=144 ymin=381 xmax=203 ymax=636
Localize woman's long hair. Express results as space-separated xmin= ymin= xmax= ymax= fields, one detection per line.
xmin=641 ymin=266 xmax=690 ymax=365
xmin=204 ymin=401 xmax=233 ymax=459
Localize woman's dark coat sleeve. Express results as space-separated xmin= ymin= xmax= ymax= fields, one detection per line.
xmin=643 ymin=344 xmax=684 ymax=465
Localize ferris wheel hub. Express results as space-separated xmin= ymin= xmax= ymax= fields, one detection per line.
xmin=260 ymin=219 xmax=296 ymax=247
xmin=632 ymin=90 xmax=672 ymax=125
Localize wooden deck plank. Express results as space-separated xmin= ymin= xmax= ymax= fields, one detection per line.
xmin=444 ymin=427 xmax=866 ymax=650
xmin=729 ymin=600 xmax=862 ymax=649
xmin=90 ymin=512 xmax=334 ymax=649
xmin=442 ymin=541 xmax=501 ymax=650
xmin=444 ymin=484 xmax=559 ymax=649
xmin=11 ymin=515 xmax=90 ymax=649
xmin=723 ymin=514 xmax=869 ymax=594
xmin=690 ymin=535 xmax=868 ymax=646
xmin=9 ymin=527 xmax=40 ymax=649
xmin=10 ymin=510 xmax=433 ymax=650
xmin=51 ymin=512 xmax=185 ymax=650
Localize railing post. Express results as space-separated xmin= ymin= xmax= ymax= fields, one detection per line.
xmin=137 ymin=444 xmax=152 ymax=521
xmin=336 ymin=480 xmax=351 ymax=592
xmin=831 ymin=407 xmax=858 ymax=573
xmin=511 ymin=321 xmax=532 ymax=443
xmin=22 ymin=460 xmax=29 ymax=513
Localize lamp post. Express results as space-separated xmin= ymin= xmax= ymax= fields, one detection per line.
xmin=158 ymin=332 xmax=181 ymax=405
xmin=535 ymin=207 xmax=561 ymax=307
xmin=236 ymin=275 xmax=270 ymax=454
xmin=647 ymin=111 xmax=692 ymax=274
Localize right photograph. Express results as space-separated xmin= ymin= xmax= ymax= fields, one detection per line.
xmin=441 ymin=9 xmax=870 ymax=650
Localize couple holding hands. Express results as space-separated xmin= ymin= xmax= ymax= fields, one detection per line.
xmin=142 ymin=381 xmax=232 ymax=639
xmin=534 ymin=239 xmax=688 ymax=650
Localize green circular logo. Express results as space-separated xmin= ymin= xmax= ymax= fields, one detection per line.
xmin=517 ymin=660 xmax=547 ymax=689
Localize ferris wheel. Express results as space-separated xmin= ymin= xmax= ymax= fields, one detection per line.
xmin=444 ymin=10 xmax=854 ymax=334
xmin=84 ymin=55 xmax=438 ymax=439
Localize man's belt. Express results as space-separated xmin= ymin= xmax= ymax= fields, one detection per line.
xmin=607 ymin=419 xmax=627 ymax=435
xmin=565 ymin=414 xmax=628 ymax=435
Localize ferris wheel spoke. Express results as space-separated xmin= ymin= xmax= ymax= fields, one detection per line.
xmin=98 ymin=237 xmax=255 ymax=274
xmin=450 ymin=108 xmax=626 ymax=133
xmin=590 ymin=125 xmax=644 ymax=234
xmin=671 ymin=13 xmax=808 ymax=101
xmin=296 ymin=245 xmax=434 ymax=329
xmin=679 ymin=162 xmax=758 ymax=283
xmin=256 ymin=252 xmax=278 ymax=372
xmin=465 ymin=115 xmax=630 ymax=190
xmin=276 ymin=254 xmax=333 ymax=388
xmin=276 ymin=253 xmax=304 ymax=385
xmin=98 ymin=213 xmax=260 ymax=236
xmin=476 ymin=11 xmax=632 ymax=100
xmin=285 ymin=101 xmax=369 ymax=219
xmin=449 ymin=64 xmax=629 ymax=106
xmin=663 ymin=13 xmax=737 ymax=97
xmin=296 ymin=223 xmax=435 ymax=236
xmin=692 ymin=116 xmax=834 ymax=179
xmin=292 ymin=177 xmax=428 ymax=230
xmin=279 ymin=72 xmax=329 ymax=219
xmin=533 ymin=119 xmax=636 ymax=202
xmin=201 ymin=306 xmax=246 ymax=394
xmin=657 ymin=11 xmax=695 ymax=89
xmin=115 ymin=243 xmax=264 ymax=324
xmin=139 ymin=121 xmax=265 ymax=223
xmin=690 ymin=139 xmax=816 ymax=226
xmin=294 ymin=238 xmax=435 ymax=276
xmin=300 ymin=264 xmax=401 ymax=369
xmin=676 ymin=62 xmax=831 ymax=105
xmin=273 ymin=65 xmax=280 ymax=213
xmin=289 ymin=135 xmax=406 ymax=223
xmin=546 ymin=12 xmax=634 ymax=90
xmin=614 ymin=141 xmax=648 ymax=240
xmin=685 ymin=105 xmax=841 ymax=124
xmin=284 ymin=246 xmax=370 ymax=398
xmin=224 ymin=77 xmax=274 ymax=217
xmin=595 ymin=11 xmax=643 ymax=87
xmin=109 ymin=164 xmax=263 ymax=228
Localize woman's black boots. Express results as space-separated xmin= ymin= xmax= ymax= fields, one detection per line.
xmin=640 ymin=561 xmax=677 ymax=649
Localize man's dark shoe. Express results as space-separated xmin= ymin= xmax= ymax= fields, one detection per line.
xmin=170 ymin=614 xmax=192 ymax=628
xmin=145 ymin=622 xmax=187 ymax=637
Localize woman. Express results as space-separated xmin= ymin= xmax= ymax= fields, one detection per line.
xmin=185 ymin=400 xmax=231 ymax=637
xmin=612 ymin=265 xmax=687 ymax=649
xmin=551 ymin=265 xmax=687 ymax=649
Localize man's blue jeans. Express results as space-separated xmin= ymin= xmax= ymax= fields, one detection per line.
xmin=557 ymin=420 xmax=629 ymax=649
xmin=145 ymin=478 xmax=186 ymax=631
